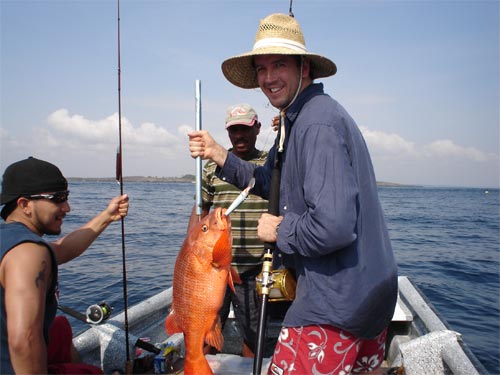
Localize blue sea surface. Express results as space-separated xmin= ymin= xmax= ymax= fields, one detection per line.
xmin=54 ymin=181 xmax=500 ymax=374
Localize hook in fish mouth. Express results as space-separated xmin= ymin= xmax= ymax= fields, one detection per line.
xmin=224 ymin=178 xmax=256 ymax=216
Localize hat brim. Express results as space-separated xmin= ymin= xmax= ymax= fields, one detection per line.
xmin=225 ymin=119 xmax=257 ymax=129
xmin=0 ymin=193 xmax=19 ymax=206
xmin=222 ymin=49 xmax=337 ymax=89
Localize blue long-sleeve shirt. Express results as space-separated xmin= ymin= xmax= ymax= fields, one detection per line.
xmin=217 ymin=83 xmax=398 ymax=338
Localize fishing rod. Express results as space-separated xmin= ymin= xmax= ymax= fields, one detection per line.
xmin=253 ymin=116 xmax=284 ymax=375
xmin=254 ymin=5 xmax=297 ymax=372
xmin=116 ymin=0 xmax=132 ymax=370
xmin=57 ymin=303 xmax=161 ymax=356
xmin=58 ymin=302 xmax=113 ymax=325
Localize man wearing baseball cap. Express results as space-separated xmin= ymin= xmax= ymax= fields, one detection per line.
xmin=187 ymin=104 xmax=270 ymax=357
xmin=189 ymin=14 xmax=398 ymax=374
xmin=0 ymin=157 xmax=129 ymax=374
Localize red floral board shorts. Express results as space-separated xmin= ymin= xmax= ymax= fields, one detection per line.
xmin=267 ymin=325 xmax=387 ymax=375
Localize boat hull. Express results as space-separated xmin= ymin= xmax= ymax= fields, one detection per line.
xmin=73 ymin=276 xmax=488 ymax=374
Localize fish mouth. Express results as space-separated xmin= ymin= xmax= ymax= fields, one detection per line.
xmin=216 ymin=207 xmax=229 ymax=230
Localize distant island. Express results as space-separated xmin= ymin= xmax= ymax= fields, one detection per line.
xmin=68 ymin=176 xmax=409 ymax=187
xmin=68 ymin=175 xmax=196 ymax=183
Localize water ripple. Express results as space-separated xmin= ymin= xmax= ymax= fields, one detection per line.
xmin=57 ymin=182 xmax=499 ymax=373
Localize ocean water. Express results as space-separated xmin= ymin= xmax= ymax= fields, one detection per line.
xmin=53 ymin=181 xmax=500 ymax=374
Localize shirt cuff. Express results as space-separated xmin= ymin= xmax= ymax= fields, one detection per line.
xmin=276 ymin=212 xmax=298 ymax=255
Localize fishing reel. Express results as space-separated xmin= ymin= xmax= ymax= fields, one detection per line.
xmin=86 ymin=302 xmax=113 ymax=324
xmin=256 ymin=268 xmax=296 ymax=302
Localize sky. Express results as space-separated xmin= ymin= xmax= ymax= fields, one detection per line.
xmin=1 ymin=0 xmax=499 ymax=188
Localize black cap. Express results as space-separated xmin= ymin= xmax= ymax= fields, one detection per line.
xmin=0 ymin=157 xmax=68 ymax=205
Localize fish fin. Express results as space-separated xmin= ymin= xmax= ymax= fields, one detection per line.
xmin=227 ymin=267 xmax=242 ymax=293
xmin=165 ymin=310 xmax=181 ymax=335
xmin=211 ymin=236 xmax=232 ymax=267
xmin=231 ymin=266 xmax=242 ymax=284
xmin=204 ymin=316 xmax=224 ymax=351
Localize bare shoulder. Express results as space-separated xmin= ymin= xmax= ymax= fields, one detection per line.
xmin=0 ymin=242 xmax=53 ymax=288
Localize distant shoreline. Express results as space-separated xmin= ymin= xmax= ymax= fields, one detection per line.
xmin=68 ymin=176 xmax=195 ymax=183
xmin=67 ymin=176 xmax=412 ymax=187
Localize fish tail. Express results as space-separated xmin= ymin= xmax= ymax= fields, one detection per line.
xmin=184 ymin=332 xmax=214 ymax=375
xmin=184 ymin=356 xmax=213 ymax=375
xmin=183 ymin=357 xmax=213 ymax=375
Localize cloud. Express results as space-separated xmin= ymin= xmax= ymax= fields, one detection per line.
xmin=1 ymin=111 xmax=497 ymax=186
xmin=360 ymin=126 xmax=416 ymax=156
xmin=0 ymin=109 xmax=196 ymax=178
xmin=47 ymin=109 xmax=116 ymax=143
xmin=422 ymin=139 xmax=492 ymax=162
xmin=359 ymin=126 xmax=499 ymax=187
xmin=44 ymin=108 xmax=187 ymax=158
xmin=177 ymin=124 xmax=193 ymax=137
xmin=360 ymin=126 xmax=495 ymax=163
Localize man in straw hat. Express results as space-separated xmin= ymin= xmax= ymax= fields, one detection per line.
xmin=0 ymin=157 xmax=129 ymax=374
xmin=189 ymin=13 xmax=397 ymax=374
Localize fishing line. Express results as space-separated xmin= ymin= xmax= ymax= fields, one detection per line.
xmin=256 ymin=96 xmax=278 ymax=152
xmin=259 ymin=120 xmax=276 ymax=153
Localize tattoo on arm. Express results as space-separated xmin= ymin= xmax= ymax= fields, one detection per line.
xmin=35 ymin=261 xmax=48 ymax=288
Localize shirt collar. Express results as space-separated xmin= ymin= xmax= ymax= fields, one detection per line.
xmin=285 ymin=83 xmax=325 ymax=124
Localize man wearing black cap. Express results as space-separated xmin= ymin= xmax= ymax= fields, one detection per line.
xmin=0 ymin=157 xmax=129 ymax=374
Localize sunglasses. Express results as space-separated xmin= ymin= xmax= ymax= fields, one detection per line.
xmin=27 ymin=190 xmax=70 ymax=204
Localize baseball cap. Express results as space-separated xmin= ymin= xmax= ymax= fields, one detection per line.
xmin=1 ymin=157 xmax=68 ymax=205
xmin=225 ymin=104 xmax=258 ymax=129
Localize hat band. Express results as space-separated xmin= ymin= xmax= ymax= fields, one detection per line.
xmin=253 ymin=37 xmax=307 ymax=53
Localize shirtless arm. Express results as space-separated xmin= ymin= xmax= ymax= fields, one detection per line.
xmin=50 ymin=194 xmax=129 ymax=265
xmin=0 ymin=242 xmax=52 ymax=373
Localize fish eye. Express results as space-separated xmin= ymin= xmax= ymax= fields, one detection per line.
xmin=201 ymin=225 xmax=208 ymax=232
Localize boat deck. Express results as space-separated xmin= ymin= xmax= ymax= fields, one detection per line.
xmin=132 ymin=354 xmax=401 ymax=375
xmin=74 ymin=276 xmax=488 ymax=375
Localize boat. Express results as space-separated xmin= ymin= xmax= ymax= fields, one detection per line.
xmin=72 ymin=275 xmax=489 ymax=374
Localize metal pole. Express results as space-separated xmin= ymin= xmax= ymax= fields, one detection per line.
xmin=195 ymin=80 xmax=202 ymax=218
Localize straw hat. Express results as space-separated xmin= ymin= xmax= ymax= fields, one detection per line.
xmin=222 ymin=13 xmax=337 ymax=89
